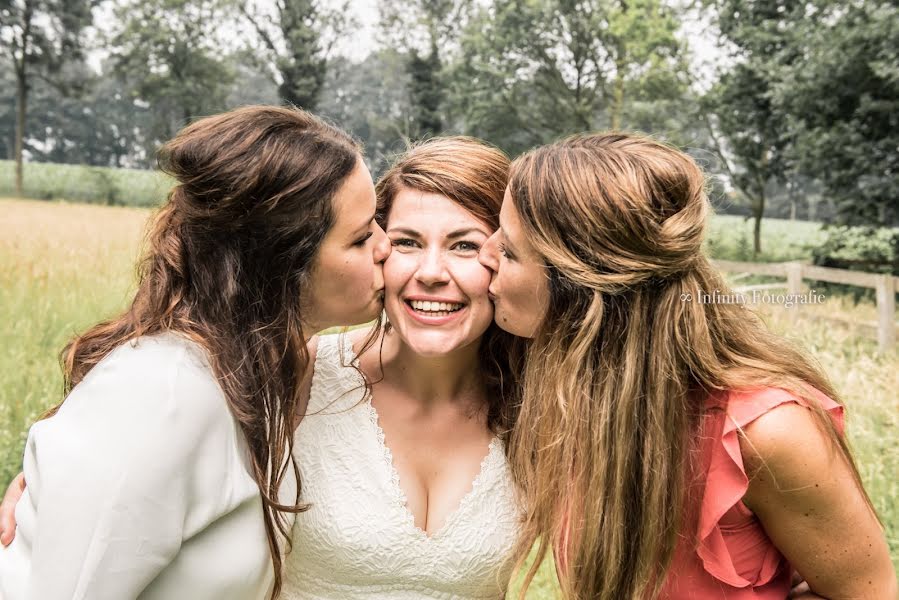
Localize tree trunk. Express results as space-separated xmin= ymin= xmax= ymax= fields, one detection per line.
xmin=753 ymin=193 xmax=764 ymax=256
xmin=14 ymin=1 xmax=34 ymax=198
xmin=14 ymin=65 xmax=27 ymax=198
xmin=611 ymin=72 xmax=625 ymax=130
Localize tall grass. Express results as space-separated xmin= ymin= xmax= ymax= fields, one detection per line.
xmin=0 ymin=199 xmax=148 ymax=487
xmin=0 ymin=160 xmax=171 ymax=207
xmin=1 ymin=198 xmax=896 ymax=595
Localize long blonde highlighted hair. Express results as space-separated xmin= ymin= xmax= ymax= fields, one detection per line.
xmin=506 ymin=132 xmax=875 ymax=599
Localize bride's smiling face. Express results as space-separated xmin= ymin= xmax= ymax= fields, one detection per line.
xmin=383 ymin=187 xmax=495 ymax=357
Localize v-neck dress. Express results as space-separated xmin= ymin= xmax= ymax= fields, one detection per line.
xmin=282 ymin=334 xmax=523 ymax=600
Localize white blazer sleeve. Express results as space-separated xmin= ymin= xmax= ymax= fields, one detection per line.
xmin=1 ymin=337 xmax=239 ymax=600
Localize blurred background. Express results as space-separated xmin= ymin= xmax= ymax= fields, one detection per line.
xmin=1 ymin=0 xmax=897 ymax=590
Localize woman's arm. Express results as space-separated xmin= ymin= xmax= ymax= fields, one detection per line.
xmin=0 ymin=473 xmax=25 ymax=546
xmin=740 ymin=402 xmax=897 ymax=599
xmin=0 ymin=339 xmax=242 ymax=599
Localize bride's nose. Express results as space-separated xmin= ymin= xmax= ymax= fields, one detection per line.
xmin=414 ymin=248 xmax=450 ymax=286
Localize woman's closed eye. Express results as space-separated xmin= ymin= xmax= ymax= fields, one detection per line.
xmin=498 ymin=242 xmax=513 ymax=260
xmin=353 ymin=231 xmax=374 ymax=247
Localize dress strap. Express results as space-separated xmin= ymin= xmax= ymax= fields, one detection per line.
xmin=304 ymin=334 xmax=366 ymax=416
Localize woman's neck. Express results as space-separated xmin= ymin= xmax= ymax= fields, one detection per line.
xmin=376 ymin=329 xmax=485 ymax=409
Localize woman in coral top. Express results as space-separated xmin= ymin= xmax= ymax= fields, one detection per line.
xmin=478 ymin=132 xmax=896 ymax=599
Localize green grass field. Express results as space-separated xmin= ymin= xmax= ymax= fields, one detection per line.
xmin=704 ymin=214 xmax=831 ymax=262
xmin=0 ymin=160 xmax=171 ymax=207
xmin=1 ymin=198 xmax=896 ymax=595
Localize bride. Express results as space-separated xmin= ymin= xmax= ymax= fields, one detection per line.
xmin=280 ymin=136 xmax=524 ymax=598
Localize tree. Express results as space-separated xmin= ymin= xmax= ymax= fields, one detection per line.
xmin=774 ymin=0 xmax=898 ymax=228
xmin=0 ymin=57 xmax=15 ymax=159
xmin=702 ymin=0 xmax=804 ymax=255
xmin=452 ymin=0 xmax=686 ymax=155
xmin=109 ymin=0 xmax=236 ymax=143
xmin=407 ymin=40 xmax=443 ymax=138
xmin=25 ymin=61 xmax=156 ymax=167
xmin=238 ymin=0 xmax=353 ymax=110
xmin=1 ymin=0 xmax=93 ymax=195
xmin=604 ymin=0 xmax=684 ymax=129
xmin=318 ymin=50 xmax=416 ymax=175
xmin=380 ymin=0 xmax=472 ymax=139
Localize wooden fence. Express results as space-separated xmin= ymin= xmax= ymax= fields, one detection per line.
xmin=712 ymin=260 xmax=899 ymax=355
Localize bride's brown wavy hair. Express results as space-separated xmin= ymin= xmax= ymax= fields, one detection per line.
xmin=44 ymin=105 xmax=362 ymax=599
xmin=507 ymin=132 xmax=877 ymax=599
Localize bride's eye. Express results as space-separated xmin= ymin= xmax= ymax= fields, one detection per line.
xmin=453 ymin=241 xmax=480 ymax=253
xmin=391 ymin=238 xmax=418 ymax=248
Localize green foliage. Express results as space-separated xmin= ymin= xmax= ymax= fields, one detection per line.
xmin=0 ymin=160 xmax=171 ymax=206
xmin=812 ymin=226 xmax=899 ymax=276
xmin=379 ymin=0 xmax=471 ymax=139
xmin=701 ymin=0 xmax=806 ymax=255
xmin=318 ymin=50 xmax=416 ymax=175
xmin=23 ymin=63 xmax=156 ymax=167
xmin=773 ymin=1 xmax=899 ymax=228
xmin=238 ymin=0 xmax=353 ymax=110
xmin=1 ymin=0 xmax=94 ymax=193
xmin=0 ymin=0 xmax=93 ymax=71
xmin=407 ymin=43 xmax=444 ymax=138
xmin=811 ymin=227 xmax=899 ymax=301
xmin=451 ymin=0 xmax=688 ymax=156
xmin=704 ymin=0 xmax=898 ymax=244
xmin=110 ymin=0 xmax=236 ymax=140
xmin=276 ymin=0 xmax=327 ymax=108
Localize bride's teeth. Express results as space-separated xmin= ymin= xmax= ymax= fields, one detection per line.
xmin=409 ymin=300 xmax=463 ymax=313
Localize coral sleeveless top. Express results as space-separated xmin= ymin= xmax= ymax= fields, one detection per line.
xmin=659 ymin=387 xmax=844 ymax=599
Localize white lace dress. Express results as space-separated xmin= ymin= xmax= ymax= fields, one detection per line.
xmin=282 ymin=334 xmax=523 ymax=600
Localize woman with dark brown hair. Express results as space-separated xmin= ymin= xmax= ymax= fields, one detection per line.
xmin=0 ymin=105 xmax=390 ymax=600
xmin=478 ymin=132 xmax=896 ymax=599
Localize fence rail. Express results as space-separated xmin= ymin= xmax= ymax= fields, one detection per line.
xmin=711 ymin=260 xmax=898 ymax=354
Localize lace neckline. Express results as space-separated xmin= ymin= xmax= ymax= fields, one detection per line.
xmin=338 ymin=337 xmax=501 ymax=543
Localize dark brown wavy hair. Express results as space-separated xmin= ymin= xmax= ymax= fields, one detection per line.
xmin=507 ymin=132 xmax=876 ymax=599
xmin=46 ymin=105 xmax=362 ymax=598
xmin=375 ymin=136 xmax=524 ymax=434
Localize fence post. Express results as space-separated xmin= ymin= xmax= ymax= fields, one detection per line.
xmin=875 ymin=274 xmax=895 ymax=354
xmin=786 ymin=262 xmax=803 ymax=320
xmin=786 ymin=262 xmax=804 ymax=296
